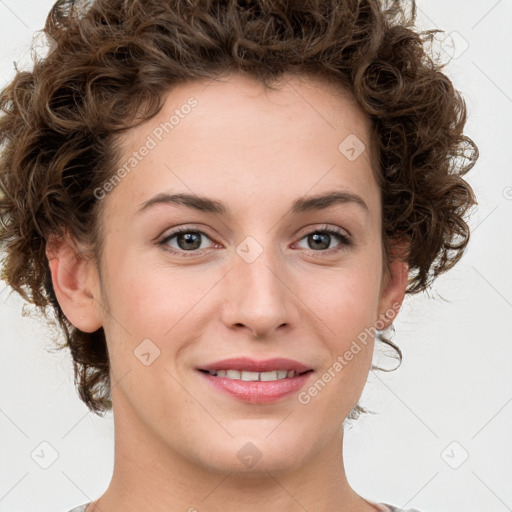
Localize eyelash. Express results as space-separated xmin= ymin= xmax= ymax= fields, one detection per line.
xmin=157 ymin=224 xmax=352 ymax=258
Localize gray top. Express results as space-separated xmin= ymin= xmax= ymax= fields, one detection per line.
xmin=67 ymin=503 xmax=422 ymax=511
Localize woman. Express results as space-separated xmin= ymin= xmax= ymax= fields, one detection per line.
xmin=0 ymin=0 xmax=477 ymax=510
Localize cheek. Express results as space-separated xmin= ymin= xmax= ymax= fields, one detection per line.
xmin=100 ymin=248 xmax=199 ymax=332
xmin=99 ymin=255 xmax=222 ymax=384
xmin=308 ymin=261 xmax=382 ymax=334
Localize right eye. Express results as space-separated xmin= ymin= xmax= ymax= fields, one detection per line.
xmin=157 ymin=227 xmax=218 ymax=257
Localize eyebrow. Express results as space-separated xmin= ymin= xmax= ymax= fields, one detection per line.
xmin=136 ymin=190 xmax=369 ymax=217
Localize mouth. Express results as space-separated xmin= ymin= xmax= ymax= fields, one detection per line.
xmin=198 ymin=368 xmax=313 ymax=381
xmin=196 ymin=357 xmax=314 ymax=404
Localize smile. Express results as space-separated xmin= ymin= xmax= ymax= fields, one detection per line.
xmin=199 ymin=369 xmax=311 ymax=381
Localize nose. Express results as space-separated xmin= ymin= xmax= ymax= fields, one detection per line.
xmin=219 ymin=247 xmax=300 ymax=339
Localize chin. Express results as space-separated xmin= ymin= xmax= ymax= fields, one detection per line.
xmin=194 ymin=433 xmax=311 ymax=477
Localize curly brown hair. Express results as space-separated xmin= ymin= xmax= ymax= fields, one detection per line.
xmin=0 ymin=0 xmax=477 ymax=416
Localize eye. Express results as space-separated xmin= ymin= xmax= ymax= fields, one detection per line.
xmin=295 ymin=226 xmax=351 ymax=253
xmin=157 ymin=227 xmax=216 ymax=256
xmin=157 ymin=224 xmax=352 ymax=257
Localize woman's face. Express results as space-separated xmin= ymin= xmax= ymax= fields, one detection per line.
xmin=86 ymin=73 xmax=406 ymax=475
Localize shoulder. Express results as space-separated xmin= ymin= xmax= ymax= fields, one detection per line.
xmin=366 ymin=497 xmax=426 ymax=512
xmin=379 ymin=505 xmax=424 ymax=512
xmin=66 ymin=504 xmax=90 ymax=512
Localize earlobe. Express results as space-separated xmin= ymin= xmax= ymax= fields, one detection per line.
xmin=46 ymin=233 xmax=103 ymax=333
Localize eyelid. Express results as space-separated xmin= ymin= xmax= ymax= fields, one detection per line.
xmin=295 ymin=223 xmax=351 ymax=241
xmin=157 ymin=225 xmax=218 ymax=256
xmin=157 ymin=223 xmax=352 ymax=257
xmin=292 ymin=224 xmax=352 ymax=253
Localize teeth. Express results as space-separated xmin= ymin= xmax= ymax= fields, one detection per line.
xmin=241 ymin=370 xmax=260 ymax=381
xmin=260 ymin=371 xmax=278 ymax=381
xmin=206 ymin=369 xmax=299 ymax=381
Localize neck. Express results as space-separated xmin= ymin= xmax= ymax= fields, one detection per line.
xmin=89 ymin=392 xmax=378 ymax=512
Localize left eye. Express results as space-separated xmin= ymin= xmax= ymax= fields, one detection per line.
xmin=295 ymin=228 xmax=350 ymax=251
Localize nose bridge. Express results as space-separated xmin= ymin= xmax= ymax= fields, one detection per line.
xmin=221 ymin=238 xmax=297 ymax=337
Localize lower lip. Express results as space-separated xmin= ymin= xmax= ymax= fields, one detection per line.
xmin=198 ymin=370 xmax=313 ymax=404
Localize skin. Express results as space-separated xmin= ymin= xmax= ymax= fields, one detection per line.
xmin=47 ymin=72 xmax=408 ymax=512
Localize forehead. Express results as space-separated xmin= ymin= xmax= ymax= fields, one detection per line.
xmin=139 ymin=72 xmax=373 ymax=156
xmin=106 ymin=72 xmax=379 ymax=220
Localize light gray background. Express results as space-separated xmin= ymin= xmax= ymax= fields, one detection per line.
xmin=0 ymin=1 xmax=511 ymax=511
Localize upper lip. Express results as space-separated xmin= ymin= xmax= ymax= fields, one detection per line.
xmin=199 ymin=357 xmax=313 ymax=373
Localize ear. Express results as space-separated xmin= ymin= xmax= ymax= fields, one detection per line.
xmin=46 ymin=231 xmax=103 ymax=333
xmin=376 ymin=242 xmax=409 ymax=330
